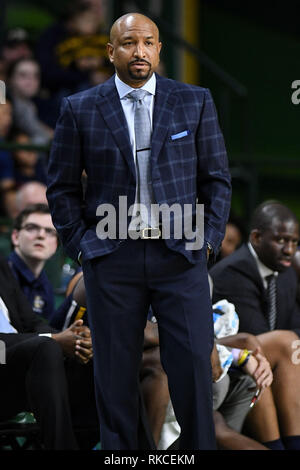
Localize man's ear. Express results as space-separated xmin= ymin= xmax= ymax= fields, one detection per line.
xmin=249 ymin=229 xmax=261 ymax=248
xmin=11 ymin=229 xmax=20 ymax=248
xmin=106 ymin=43 xmax=114 ymax=63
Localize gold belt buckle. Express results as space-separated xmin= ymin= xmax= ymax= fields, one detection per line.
xmin=141 ymin=227 xmax=161 ymax=239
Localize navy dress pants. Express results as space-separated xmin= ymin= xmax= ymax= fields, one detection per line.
xmin=82 ymin=238 xmax=216 ymax=450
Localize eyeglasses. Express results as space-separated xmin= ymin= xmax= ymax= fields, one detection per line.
xmin=20 ymin=223 xmax=57 ymax=238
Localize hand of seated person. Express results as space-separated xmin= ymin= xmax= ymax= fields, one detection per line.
xmin=143 ymin=320 xmax=159 ymax=349
xmin=52 ymin=319 xmax=93 ymax=364
xmin=243 ymin=347 xmax=273 ymax=395
xmin=73 ymin=320 xmax=93 ymax=364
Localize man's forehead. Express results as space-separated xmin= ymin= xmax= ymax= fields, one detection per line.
xmin=120 ymin=27 xmax=156 ymax=37
xmin=112 ymin=15 xmax=159 ymax=41
xmin=25 ymin=213 xmax=53 ymax=226
xmin=270 ymin=218 xmax=299 ymax=236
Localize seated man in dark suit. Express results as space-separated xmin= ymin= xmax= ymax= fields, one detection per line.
xmin=0 ymin=256 xmax=98 ymax=449
xmin=210 ymin=200 xmax=300 ymax=450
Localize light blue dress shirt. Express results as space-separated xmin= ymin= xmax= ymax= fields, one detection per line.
xmin=115 ymin=73 xmax=156 ymax=164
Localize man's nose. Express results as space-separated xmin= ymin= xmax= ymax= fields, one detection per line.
xmin=133 ymin=43 xmax=146 ymax=58
xmin=283 ymin=240 xmax=295 ymax=255
xmin=37 ymin=228 xmax=46 ymax=238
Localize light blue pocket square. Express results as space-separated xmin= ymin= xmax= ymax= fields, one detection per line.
xmin=171 ymin=130 xmax=191 ymax=141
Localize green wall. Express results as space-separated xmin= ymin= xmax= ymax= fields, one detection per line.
xmin=200 ymin=4 xmax=300 ymax=220
xmin=201 ymin=4 xmax=299 ymax=160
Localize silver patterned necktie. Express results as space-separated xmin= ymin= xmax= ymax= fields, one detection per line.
xmin=128 ymin=89 xmax=158 ymax=229
xmin=266 ymin=274 xmax=277 ymax=331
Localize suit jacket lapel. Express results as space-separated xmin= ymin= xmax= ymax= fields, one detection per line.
xmin=151 ymin=75 xmax=178 ymax=165
xmin=95 ymin=76 xmax=136 ymax=179
xmin=95 ymin=75 xmax=178 ymax=176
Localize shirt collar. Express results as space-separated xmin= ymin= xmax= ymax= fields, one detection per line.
xmin=8 ymin=251 xmax=45 ymax=285
xmin=115 ymin=73 xmax=156 ymax=100
xmin=248 ymin=242 xmax=278 ymax=284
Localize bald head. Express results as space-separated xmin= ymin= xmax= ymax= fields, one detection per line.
xmin=250 ymin=201 xmax=298 ymax=233
xmin=16 ymin=182 xmax=48 ymax=214
xmin=109 ymin=13 xmax=159 ymax=44
xmin=107 ymin=13 xmax=162 ymax=88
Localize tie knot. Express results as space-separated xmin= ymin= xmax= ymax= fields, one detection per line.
xmin=266 ymin=274 xmax=276 ymax=285
xmin=128 ymin=89 xmax=148 ymax=102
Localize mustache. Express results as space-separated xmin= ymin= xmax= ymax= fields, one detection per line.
xmin=129 ymin=59 xmax=151 ymax=66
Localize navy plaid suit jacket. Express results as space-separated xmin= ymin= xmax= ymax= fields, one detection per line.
xmin=47 ymin=73 xmax=231 ymax=263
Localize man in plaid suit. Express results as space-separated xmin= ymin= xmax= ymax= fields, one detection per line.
xmin=47 ymin=12 xmax=231 ymax=450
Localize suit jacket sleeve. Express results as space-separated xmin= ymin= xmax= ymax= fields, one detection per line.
xmin=211 ymin=266 xmax=270 ymax=335
xmin=46 ymin=97 xmax=87 ymax=261
xmin=278 ymin=269 xmax=300 ymax=337
xmin=196 ymin=89 xmax=231 ymax=254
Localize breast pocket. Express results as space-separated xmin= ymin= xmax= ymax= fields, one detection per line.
xmin=170 ymin=130 xmax=191 ymax=142
xmin=167 ymin=129 xmax=196 ymax=166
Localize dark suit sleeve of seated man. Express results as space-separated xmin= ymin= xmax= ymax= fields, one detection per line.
xmin=0 ymin=257 xmax=57 ymax=348
xmin=210 ymin=246 xmax=300 ymax=337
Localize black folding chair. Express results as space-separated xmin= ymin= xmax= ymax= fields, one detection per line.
xmin=0 ymin=412 xmax=42 ymax=450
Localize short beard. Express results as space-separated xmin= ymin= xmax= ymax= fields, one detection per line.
xmin=128 ymin=68 xmax=151 ymax=81
xmin=128 ymin=60 xmax=152 ymax=82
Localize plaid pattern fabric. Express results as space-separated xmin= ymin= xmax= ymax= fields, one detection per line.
xmin=47 ymin=74 xmax=231 ymax=263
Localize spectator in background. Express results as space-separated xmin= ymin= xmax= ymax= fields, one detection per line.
xmin=15 ymin=181 xmax=48 ymax=214
xmin=210 ymin=201 xmax=300 ymax=336
xmin=0 ymin=28 xmax=33 ymax=81
xmin=0 ymin=97 xmax=16 ymax=218
xmin=210 ymin=201 xmax=300 ymax=450
xmin=217 ymin=213 xmax=247 ymax=260
xmin=0 ymin=99 xmax=14 ymax=181
xmin=35 ymin=0 xmax=109 ymax=127
xmin=7 ymin=58 xmax=53 ymax=145
xmin=4 ymin=181 xmax=48 ymax=220
xmin=8 ymin=203 xmax=69 ymax=322
xmin=10 ymin=129 xmax=47 ymax=186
